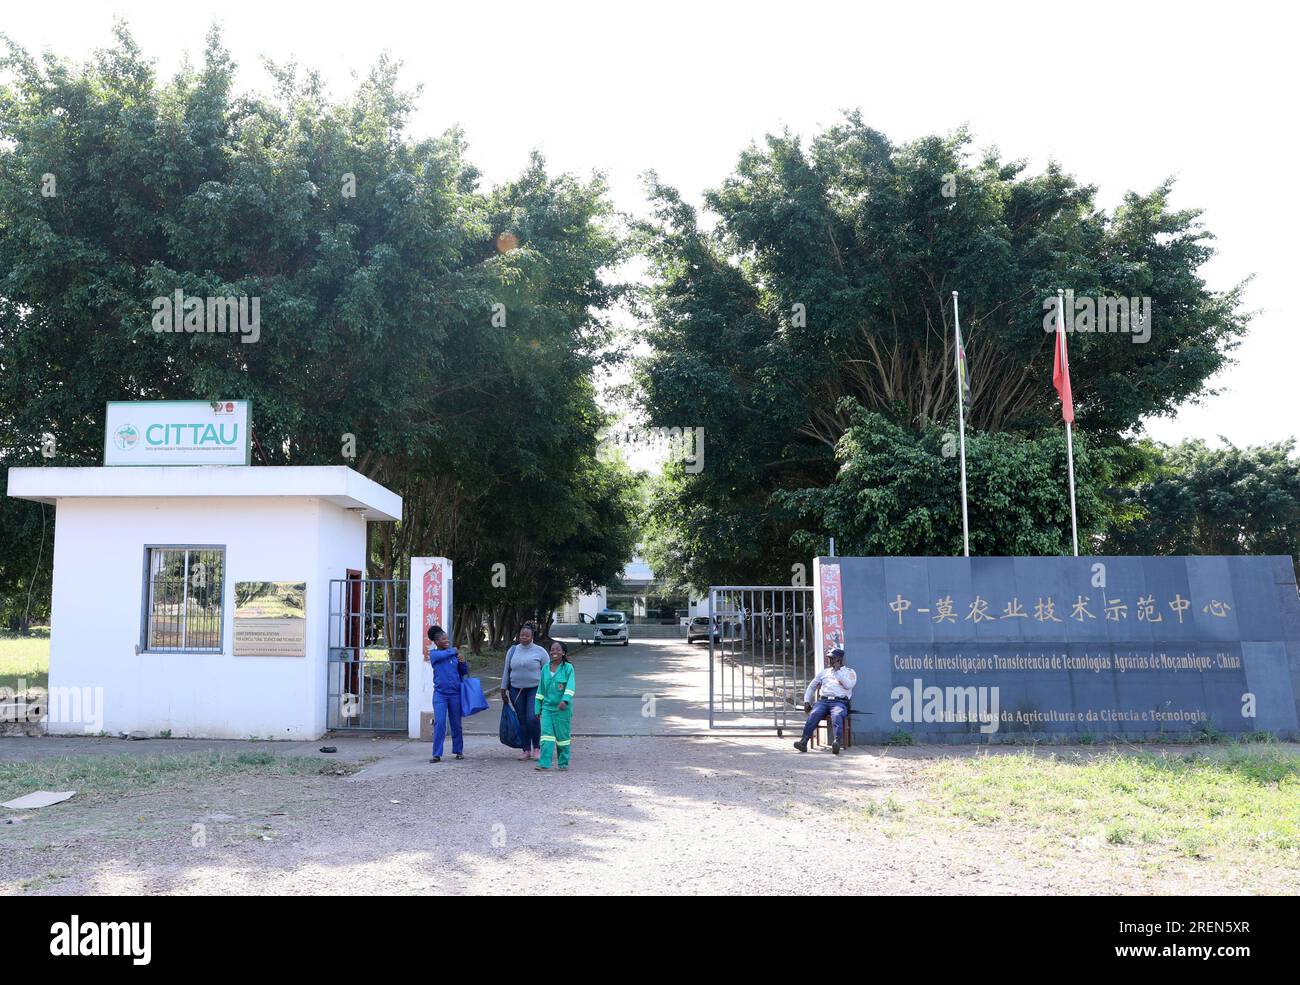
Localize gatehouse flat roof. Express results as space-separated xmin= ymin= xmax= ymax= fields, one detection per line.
xmin=6 ymin=465 xmax=401 ymax=522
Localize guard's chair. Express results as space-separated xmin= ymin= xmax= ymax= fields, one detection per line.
xmin=807 ymin=690 xmax=852 ymax=750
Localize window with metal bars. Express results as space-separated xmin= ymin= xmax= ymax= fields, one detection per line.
xmin=142 ymin=546 xmax=225 ymax=652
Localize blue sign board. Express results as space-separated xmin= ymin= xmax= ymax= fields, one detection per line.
xmin=817 ymin=555 xmax=1300 ymax=741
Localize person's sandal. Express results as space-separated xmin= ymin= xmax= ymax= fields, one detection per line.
xmin=454 ymin=754 xmax=464 ymax=760
xmin=429 ymin=756 xmax=441 ymax=763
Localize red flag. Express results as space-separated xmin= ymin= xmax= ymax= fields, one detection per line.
xmin=1053 ymin=299 xmax=1074 ymax=424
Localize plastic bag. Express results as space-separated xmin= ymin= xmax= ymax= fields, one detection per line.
xmin=499 ymin=700 xmax=523 ymax=748
xmin=461 ymin=677 xmax=489 ymax=717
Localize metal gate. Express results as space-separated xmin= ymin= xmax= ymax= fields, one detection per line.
xmin=327 ymin=577 xmax=409 ymax=731
xmin=708 ymin=586 xmax=816 ymax=733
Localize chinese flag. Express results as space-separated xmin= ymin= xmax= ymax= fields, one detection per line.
xmin=1053 ymin=302 xmax=1074 ymax=424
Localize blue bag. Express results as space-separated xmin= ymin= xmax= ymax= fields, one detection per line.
xmin=460 ymin=677 xmax=489 ymax=717
xmin=499 ymin=700 xmax=523 ymax=748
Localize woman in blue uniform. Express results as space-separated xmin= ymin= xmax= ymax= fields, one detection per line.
xmin=427 ymin=625 xmax=467 ymax=763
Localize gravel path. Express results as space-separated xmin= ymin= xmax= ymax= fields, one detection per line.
xmin=4 ymin=735 xmax=1293 ymax=895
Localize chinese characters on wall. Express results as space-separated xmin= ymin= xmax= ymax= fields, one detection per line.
xmin=886 ymin=593 xmax=1231 ymax=625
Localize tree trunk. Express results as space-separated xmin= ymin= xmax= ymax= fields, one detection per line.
xmin=467 ymin=606 xmax=483 ymax=653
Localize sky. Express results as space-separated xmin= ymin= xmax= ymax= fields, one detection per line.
xmin=5 ymin=0 xmax=1296 ymax=462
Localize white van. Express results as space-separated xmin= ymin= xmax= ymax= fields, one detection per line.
xmin=593 ymin=609 xmax=629 ymax=646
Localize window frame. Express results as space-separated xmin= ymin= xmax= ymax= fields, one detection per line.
xmin=140 ymin=544 xmax=227 ymax=654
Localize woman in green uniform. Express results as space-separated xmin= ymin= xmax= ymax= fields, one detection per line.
xmin=535 ymin=640 xmax=575 ymax=771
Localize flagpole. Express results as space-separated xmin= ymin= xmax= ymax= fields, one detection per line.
xmin=1065 ymin=418 xmax=1080 ymax=557
xmin=952 ymin=291 xmax=970 ymax=557
xmin=1058 ymin=289 xmax=1080 ymax=557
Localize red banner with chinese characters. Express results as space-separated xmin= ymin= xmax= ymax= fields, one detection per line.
xmin=422 ymin=563 xmax=444 ymax=659
xmin=818 ymin=562 xmax=843 ymax=659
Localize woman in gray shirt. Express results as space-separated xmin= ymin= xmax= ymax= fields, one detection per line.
xmin=502 ymin=623 xmax=548 ymax=759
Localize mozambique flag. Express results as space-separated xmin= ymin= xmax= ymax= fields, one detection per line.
xmin=955 ymin=320 xmax=972 ymax=408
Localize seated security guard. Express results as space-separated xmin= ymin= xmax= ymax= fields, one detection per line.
xmin=793 ymin=647 xmax=856 ymax=755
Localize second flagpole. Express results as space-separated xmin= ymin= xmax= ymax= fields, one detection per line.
xmin=952 ymin=291 xmax=970 ymax=557
xmin=1058 ymin=289 xmax=1080 ymax=557
xmin=1065 ymin=420 xmax=1080 ymax=556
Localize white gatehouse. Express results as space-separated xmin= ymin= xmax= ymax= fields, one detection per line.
xmin=7 ymin=463 xmax=404 ymax=739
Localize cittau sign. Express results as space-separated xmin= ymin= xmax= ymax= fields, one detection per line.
xmin=103 ymin=400 xmax=251 ymax=466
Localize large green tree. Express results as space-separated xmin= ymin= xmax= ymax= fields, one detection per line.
xmin=636 ymin=116 xmax=1251 ymax=588
xmin=1105 ymin=440 xmax=1300 ymax=578
xmin=778 ymin=403 xmax=1113 ymax=559
xmin=0 ymin=24 xmax=636 ymax=638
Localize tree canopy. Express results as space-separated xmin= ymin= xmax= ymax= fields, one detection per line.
xmin=636 ymin=116 xmax=1253 ymax=589
xmin=1105 ymin=439 xmax=1300 ymax=579
xmin=0 ymin=23 xmax=638 ymax=638
xmin=0 ymin=30 xmax=1284 ymax=624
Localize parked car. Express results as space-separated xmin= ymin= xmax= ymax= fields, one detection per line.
xmin=593 ymin=609 xmax=629 ymax=646
xmin=687 ymin=615 xmax=720 ymax=644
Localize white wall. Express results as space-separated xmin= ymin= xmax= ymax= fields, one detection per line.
xmin=46 ymin=496 xmax=366 ymax=739
xmin=580 ymin=588 xmax=607 ymax=618
xmin=558 ymin=588 xmax=606 ymax=623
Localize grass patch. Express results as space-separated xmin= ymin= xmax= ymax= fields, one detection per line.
xmin=18 ymin=869 xmax=72 ymax=892
xmin=0 ymin=750 xmax=355 ymax=805
xmin=862 ymin=795 xmax=904 ymax=818
xmin=0 ymin=628 xmax=50 ymax=691
xmin=913 ymin=745 xmax=1300 ymax=864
